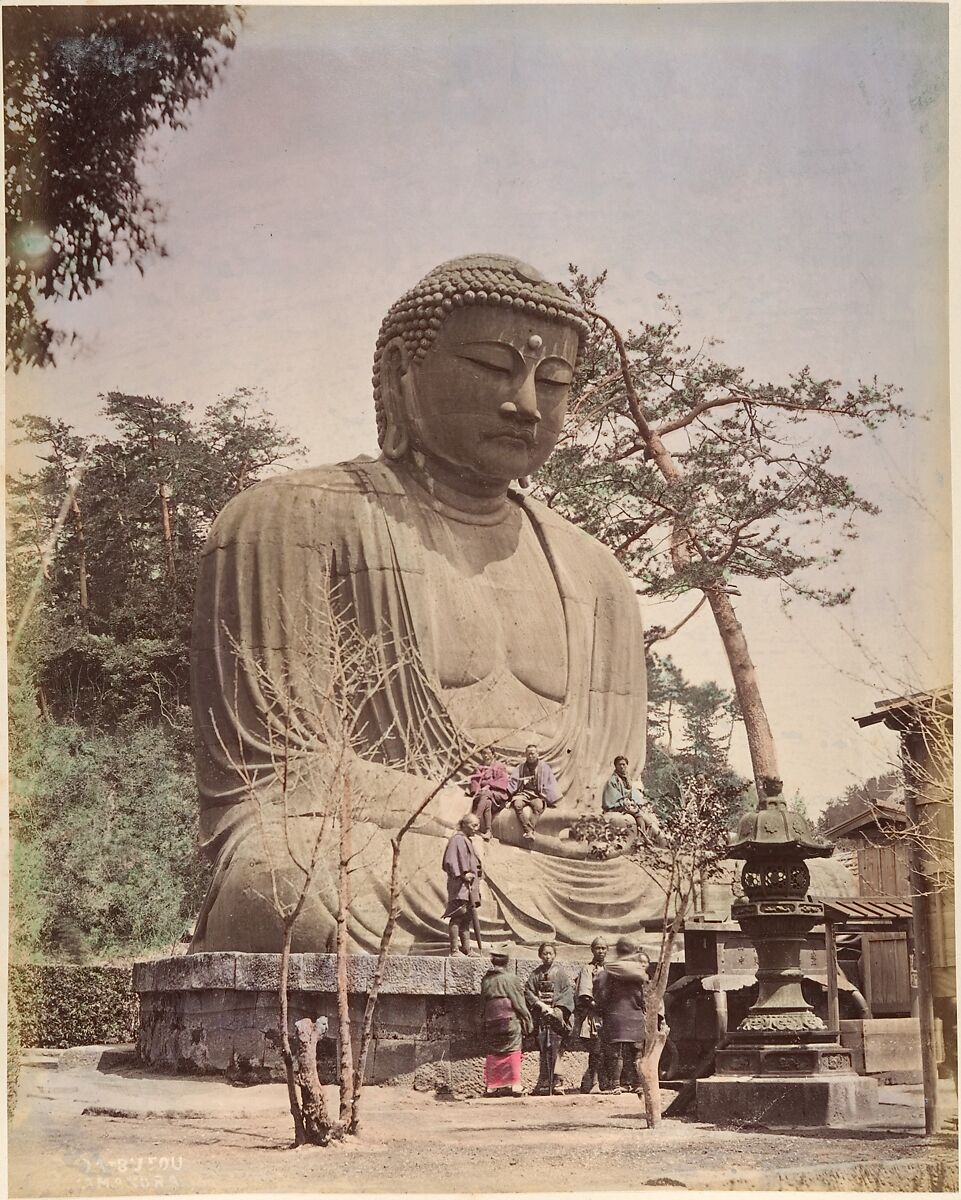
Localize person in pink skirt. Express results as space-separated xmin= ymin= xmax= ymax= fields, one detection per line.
xmin=479 ymin=944 xmax=534 ymax=1097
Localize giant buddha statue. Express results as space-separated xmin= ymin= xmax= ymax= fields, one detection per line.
xmin=190 ymin=254 xmax=655 ymax=954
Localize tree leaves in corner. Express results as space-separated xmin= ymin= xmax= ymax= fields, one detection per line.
xmin=4 ymin=5 xmax=243 ymax=370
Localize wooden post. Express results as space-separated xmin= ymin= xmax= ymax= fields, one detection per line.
xmin=906 ymin=922 xmax=920 ymax=1019
xmin=860 ymin=932 xmax=873 ymax=1015
xmin=905 ymin=783 xmax=942 ymax=1134
xmin=713 ymin=987 xmax=728 ymax=1041
xmin=824 ymin=919 xmax=840 ymax=1033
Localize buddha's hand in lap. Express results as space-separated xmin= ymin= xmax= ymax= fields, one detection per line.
xmin=345 ymin=758 xmax=475 ymax=837
xmin=484 ymin=805 xmax=631 ymax=860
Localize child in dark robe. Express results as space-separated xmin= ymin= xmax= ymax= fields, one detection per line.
xmin=524 ymin=941 xmax=574 ymax=1094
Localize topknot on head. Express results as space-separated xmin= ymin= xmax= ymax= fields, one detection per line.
xmin=372 ymin=253 xmax=590 ymax=446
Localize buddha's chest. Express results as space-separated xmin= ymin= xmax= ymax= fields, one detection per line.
xmin=407 ymin=515 xmax=568 ymax=699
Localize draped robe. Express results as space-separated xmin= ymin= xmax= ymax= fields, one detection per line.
xmin=189 ymin=457 xmax=656 ymax=953
xmin=442 ymin=830 xmax=483 ymax=919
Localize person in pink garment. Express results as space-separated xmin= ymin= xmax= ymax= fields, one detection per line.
xmin=468 ymin=746 xmax=512 ymax=840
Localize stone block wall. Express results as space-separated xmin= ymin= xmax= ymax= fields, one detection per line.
xmin=135 ymin=952 xmax=591 ymax=1093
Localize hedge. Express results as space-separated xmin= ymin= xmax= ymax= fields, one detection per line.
xmin=8 ymin=990 xmax=21 ymax=1115
xmin=9 ymin=964 xmax=138 ymax=1048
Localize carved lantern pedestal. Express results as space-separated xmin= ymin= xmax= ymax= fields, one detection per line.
xmin=697 ymin=796 xmax=879 ymax=1127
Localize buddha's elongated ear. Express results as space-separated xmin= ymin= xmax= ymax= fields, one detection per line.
xmin=380 ymin=337 xmax=413 ymax=461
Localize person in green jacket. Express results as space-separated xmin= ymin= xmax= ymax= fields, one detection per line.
xmin=479 ymin=944 xmax=534 ymax=1097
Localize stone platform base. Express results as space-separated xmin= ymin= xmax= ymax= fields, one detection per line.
xmin=134 ymin=952 xmax=602 ymax=1093
xmin=696 ymin=1074 xmax=879 ymax=1127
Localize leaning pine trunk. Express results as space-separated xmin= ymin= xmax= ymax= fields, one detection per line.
xmin=704 ymin=584 xmax=781 ymax=800
xmin=71 ymin=494 xmax=89 ymax=613
xmin=158 ymin=480 xmax=177 ymax=585
xmin=594 ymin=309 xmax=784 ymax=803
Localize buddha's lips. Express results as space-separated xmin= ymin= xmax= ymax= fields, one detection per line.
xmin=488 ymin=428 xmax=535 ymax=447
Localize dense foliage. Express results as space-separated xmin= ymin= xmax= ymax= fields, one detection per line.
xmin=13 ymin=721 xmax=206 ymax=959
xmin=9 ymin=390 xmax=301 ymax=725
xmin=8 ymin=390 xmax=302 ymax=962
xmin=4 ymin=5 xmax=242 ymax=369
xmin=8 ymin=991 xmax=21 ymax=1115
xmin=817 ymin=770 xmax=903 ymax=837
xmin=9 ymin=964 xmax=137 ymax=1047
xmin=643 ymin=650 xmax=748 ymax=820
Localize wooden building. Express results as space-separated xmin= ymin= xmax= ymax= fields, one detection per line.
xmin=855 ymin=687 xmax=955 ymax=1130
xmin=824 ymin=802 xmax=912 ymax=1015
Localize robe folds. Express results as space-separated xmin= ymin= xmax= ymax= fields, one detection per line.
xmin=525 ymin=963 xmax=575 ymax=1032
xmin=189 ymin=457 xmax=654 ymax=954
xmin=468 ymin=763 xmax=511 ymax=799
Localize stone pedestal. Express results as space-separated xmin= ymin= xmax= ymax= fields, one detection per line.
xmin=697 ymin=1074 xmax=879 ymax=1126
xmin=698 ymin=1027 xmax=880 ymax=1126
xmin=134 ymin=951 xmax=595 ymax=1094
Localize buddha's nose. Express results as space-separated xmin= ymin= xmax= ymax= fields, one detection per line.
xmin=500 ymin=372 xmax=541 ymax=424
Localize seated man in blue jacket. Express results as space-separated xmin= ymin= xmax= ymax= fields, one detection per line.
xmin=602 ymin=756 xmax=662 ymax=844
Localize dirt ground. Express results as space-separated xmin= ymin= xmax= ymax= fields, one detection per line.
xmin=8 ymin=1052 xmax=958 ymax=1196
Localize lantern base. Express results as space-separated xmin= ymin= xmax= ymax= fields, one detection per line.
xmin=696 ymin=1072 xmax=879 ymax=1127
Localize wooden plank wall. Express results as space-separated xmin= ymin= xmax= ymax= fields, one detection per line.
xmin=857 ymin=840 xmax=911 ymax=897
xmin=861 ymin=931 xmax=912 ymax=1015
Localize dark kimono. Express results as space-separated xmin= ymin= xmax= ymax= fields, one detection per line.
xmin=480 ymin=967 xmax=533 ymax=1055
xmin=480 ymin=966 xmax=533 ymax=1090
xmin=442 ymin=830 xmax=482 ymax=920
xmin=525 ymin=962 xmax=575 ymax=1092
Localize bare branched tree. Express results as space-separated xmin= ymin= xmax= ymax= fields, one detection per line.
xmin=568 ymin=775 xmax=739 ymax=1127
xmin=627 ymin=772 xmax=742 ymax=1126
xmin=211 ymin=570 xmax=537 ymax=1143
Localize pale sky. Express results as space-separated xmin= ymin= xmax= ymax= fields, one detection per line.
xmin=6 ymin=2 xmax=952 ymax=816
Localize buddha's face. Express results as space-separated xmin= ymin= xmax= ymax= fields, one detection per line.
xmin=402 ymin=306 xmax=578 ymax=486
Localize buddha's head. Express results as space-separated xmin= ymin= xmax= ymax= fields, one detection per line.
xmin=373 ymin=254 xmax=590 ymax=488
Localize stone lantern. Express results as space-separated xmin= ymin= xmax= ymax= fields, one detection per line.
xmin=696 ymin=786 xmax=879 ymax=1126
